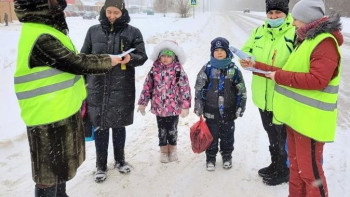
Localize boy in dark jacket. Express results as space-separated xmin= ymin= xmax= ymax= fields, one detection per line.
xmin=194 ymin=37 xmax=247 ymax=171
xmin=81 ymin=0 xmax=147 ymax=183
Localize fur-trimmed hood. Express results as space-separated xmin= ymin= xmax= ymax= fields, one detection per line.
xmin=304 ymin=14 xmax=343 ymax=45
xmin=150 ymin=40 xmax=186 ymax=65
xmin=14 ymin=0 xmax=68 ymax=34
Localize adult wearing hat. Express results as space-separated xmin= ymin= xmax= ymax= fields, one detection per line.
xmin=240 ymin=0 xmax=295 ymax=185
xmin=13 ymin=0 xmax=124 ymax=196
xmin=81 ymin=0 xmax=147 ymax=183
xmin=265 ymin=0 xmax=343 ymax=196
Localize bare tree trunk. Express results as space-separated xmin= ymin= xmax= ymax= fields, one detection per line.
xmin=176 ymin=0 xmax=191 ymax=18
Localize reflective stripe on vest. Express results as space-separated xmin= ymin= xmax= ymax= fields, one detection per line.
xmin=275 ymin=85 xmax=338 ymax=111
xmin=273 ymin=33 xmax=341 ymax=142
xmin=14 ymin=23 xmax=86 ymax=126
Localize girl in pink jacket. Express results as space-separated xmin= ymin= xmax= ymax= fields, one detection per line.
xmin=137 ymin=40 xmax=191 ymax=163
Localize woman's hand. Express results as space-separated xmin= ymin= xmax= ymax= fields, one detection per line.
xmin=110 ymin=56 xmax=123 ymax=66
xmin=239 ymin=57 xmax=255 ymax=68
xmin=265 ymin=71 xmax=276 ymax=81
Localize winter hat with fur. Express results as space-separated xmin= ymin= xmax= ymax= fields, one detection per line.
xmin=266 ymin=0 xmax=289 ymax=15
xmin=150 ymin=40 xmax=186 ymax=65
xmin=104 ymin=0 xmax=125 ymax=10
xmin=292 ymin=0 xmax=325 ymax=24
xmin=210 ymin=37 xmax=231 ymax=57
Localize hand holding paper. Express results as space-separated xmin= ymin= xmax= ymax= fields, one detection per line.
xmin=230 ymin=46 xmax=270 ymax=75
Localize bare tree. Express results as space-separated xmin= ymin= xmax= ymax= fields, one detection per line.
xmin=153 ymin=0 xmax=168 ymax=16
xmin=176 ymin=0 xmax=191 ymax=18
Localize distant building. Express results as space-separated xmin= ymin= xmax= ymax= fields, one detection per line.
xmin=0 ymin=0 xmax=17 ymax=23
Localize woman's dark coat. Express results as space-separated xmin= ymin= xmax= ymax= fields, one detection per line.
xmin=81 ymin=7 xmax=148 ymax=129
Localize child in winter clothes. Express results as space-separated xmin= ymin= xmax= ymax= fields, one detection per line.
xmin=137 ymin=40 xmax=191 ymax=163
xmin=194 ymin=37 xmax=247 ymax=171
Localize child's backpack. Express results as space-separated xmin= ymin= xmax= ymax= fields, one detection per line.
xmin=202 ymin=62 xmax=240 ymax=95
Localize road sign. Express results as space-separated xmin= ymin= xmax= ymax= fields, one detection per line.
xmin=190 ymin=0 xmax=197 ymax=6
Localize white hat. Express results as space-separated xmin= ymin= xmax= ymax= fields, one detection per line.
xmin=150 ymin=40 xmax=186 ymax=65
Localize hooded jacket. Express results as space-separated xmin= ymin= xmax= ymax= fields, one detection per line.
xmin=81 ymin=5 xmax=148 ymax=128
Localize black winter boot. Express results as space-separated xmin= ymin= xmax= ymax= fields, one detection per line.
xmin=258 ymin=146 xmax=277 ymax=178
xmin=35 ymin=184 xmax=57 ymax=197
xmin=262 ymin=149 xmax=289 ymax=186
xmin=56 ymin=183 xmax=69 ymax=197
xmin=262 ymin=167 xmax=289 ymax=186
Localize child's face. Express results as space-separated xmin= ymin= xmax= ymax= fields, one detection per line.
xmin=160 ymin=55 xmax=174 ymax=65
xmin=106 ymin=6 xmax=122 ymax=24
xmin=213 ymin=48 xmax=227 ymax=60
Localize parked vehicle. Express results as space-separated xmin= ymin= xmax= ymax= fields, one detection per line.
xmin=243 ymin=8 xmax=250 ymax=13
xmin=83 ymin=11 xmax=97 ymax=20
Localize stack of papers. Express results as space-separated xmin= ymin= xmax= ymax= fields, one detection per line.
xmin=229 ymin=46 xmax=270 ymax=75
xmin=110 ymin=48 xmax=135 ymax=58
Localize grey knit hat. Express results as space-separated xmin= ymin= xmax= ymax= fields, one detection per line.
xmin=104 ymin=0 xmax=125 ymax=10
xmin=291 ymin=0 xmax=325 ymax=24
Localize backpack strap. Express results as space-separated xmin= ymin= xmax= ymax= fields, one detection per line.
xmin=175 ymin=70 xmax=181 ymax=84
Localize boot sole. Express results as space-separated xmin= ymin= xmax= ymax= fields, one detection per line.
xmin=262 ymin=176 xmax=289 ymax=186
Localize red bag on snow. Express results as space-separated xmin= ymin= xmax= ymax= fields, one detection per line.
xmin=190 ymin=116 xmax=213 ymax=153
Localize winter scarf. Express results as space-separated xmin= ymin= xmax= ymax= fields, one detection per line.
xmin=210 ymin=57 xmax=232 ymax=69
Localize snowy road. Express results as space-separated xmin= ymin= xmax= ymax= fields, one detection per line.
xmin=0 ymin=12 xmax=349 ymax=197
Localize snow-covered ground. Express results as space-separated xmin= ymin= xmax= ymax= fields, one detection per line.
xmin=0 ymin=11 xmax=349 ymax=196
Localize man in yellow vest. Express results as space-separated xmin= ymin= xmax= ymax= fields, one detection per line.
xmin=13 ymin=0 xmax=126 ymax=196
xmin=265 ymin=0 xmax=343 ymax=196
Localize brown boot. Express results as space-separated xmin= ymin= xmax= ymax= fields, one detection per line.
xmin=160 ymin=145 xmax=169 ymax=163
xmin=168 ymin=145 xmax=178 ymax=162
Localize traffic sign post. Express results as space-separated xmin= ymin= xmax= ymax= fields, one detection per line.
xmin=190 ymin=0 xmax=197 ymax=6
xmin=189 ymin=0 xmax=197 ymax=18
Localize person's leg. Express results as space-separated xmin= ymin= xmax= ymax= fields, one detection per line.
xmin=94 ymin=128 xmax=109 ymax=182
xmin=156 ymin=116 xmax=169 ymax=163
xmin=166 ymin=116 xmax=179 ymax=162
xmin=205 ymin=121 xmax=219 ymax=170
xmin=94 ymin=128 xmax=109 ymax=171
xmin=56 ymin=182 xmax=69 ymax=197
xmin=112 ymin=127 xmax=126 ymax=163
xmin=263 ymin=121 xmax=289 ymax=185
xmin=35 ymin=184 xmax=57 ymax=197
xmin=218 ymin=120 xmax=235 ymax=169
xmin=293 ymin=129 xmax=328 ymax=197
xmin=112 ymin=127 xmax=131 ymax=173
xmin=258 ymin=109 xmax=278 ymax=173
xmin=258 ymin=109 xmax=288 ymax=185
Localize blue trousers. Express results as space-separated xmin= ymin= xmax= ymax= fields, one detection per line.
xmin=205 ymin=120 xmax=235 ymax=163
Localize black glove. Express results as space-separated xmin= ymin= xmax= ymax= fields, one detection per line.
xmin=200 ymin=89 xmax=208 ymax=100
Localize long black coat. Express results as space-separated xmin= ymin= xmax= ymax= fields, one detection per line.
xmin=81 ymin=8 xmax=148 ymax=129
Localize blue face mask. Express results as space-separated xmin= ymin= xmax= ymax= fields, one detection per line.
xmin=267 ymin=17 xmax=285 ymax=28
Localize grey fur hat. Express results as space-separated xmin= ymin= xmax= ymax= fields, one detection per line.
xmin=291 ymin=0 xmax=325 ymax=24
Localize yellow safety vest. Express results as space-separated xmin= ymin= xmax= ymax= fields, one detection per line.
xmin=14 ymin=23 xmax=86 ymax=126
xmin=273 ymin=33 xmax=341 ymax=142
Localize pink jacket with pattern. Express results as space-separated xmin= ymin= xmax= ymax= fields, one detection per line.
xmin=138 ymin=60 xmax=191 ymax=117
